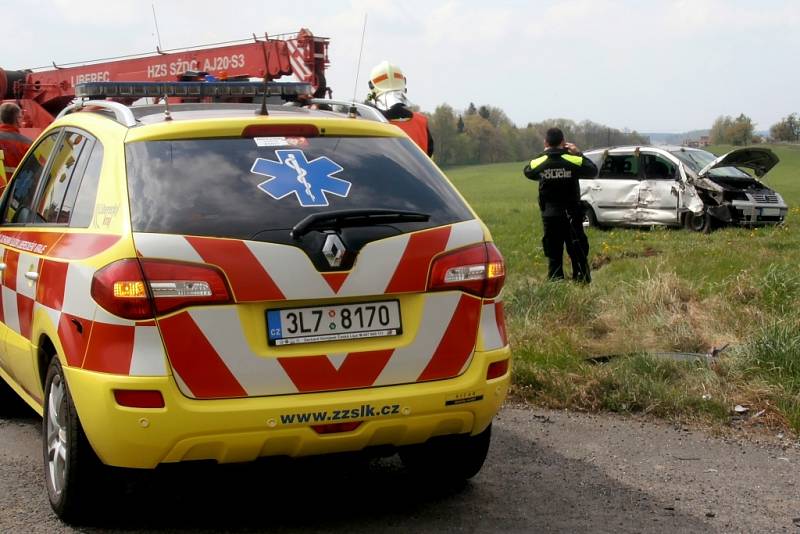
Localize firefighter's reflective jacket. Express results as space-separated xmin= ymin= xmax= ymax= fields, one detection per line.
xmin=524 ymin=147 xmax=597 ymax=216
xmin=384 ymin=104 xmax=434 ymax=157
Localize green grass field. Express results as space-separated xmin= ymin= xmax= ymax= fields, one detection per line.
xmin=446 ymin=144 xmax=800 ymax=433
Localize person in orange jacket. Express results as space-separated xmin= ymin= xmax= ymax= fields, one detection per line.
xmin=0 ymin=103 xmax=32 ymax=189
xmin=367 ymin=61 xmax=433 ymax=157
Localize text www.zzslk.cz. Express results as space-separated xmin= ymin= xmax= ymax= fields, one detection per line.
xmin=279 ymin=404 xmax=401 ymax=425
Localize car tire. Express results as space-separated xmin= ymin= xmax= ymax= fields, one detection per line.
xmin=43 ymin=357 xmax=104 ymax=524
xmin=399 ymin=423 xmax=492 ymax=482
xmin=684 ymin=211 xmax=712 ymax=233
xmin=584 ymin=206 xmax=601 ymax=228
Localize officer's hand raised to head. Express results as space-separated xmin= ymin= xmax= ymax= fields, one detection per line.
xmin=564 ymin=142 xmax=580 ymax=155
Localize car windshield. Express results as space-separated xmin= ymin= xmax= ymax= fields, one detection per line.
xmin=125 ymin=136 xmax=472 ymax=239
xmin=669 ymin=149 xmax=751 ymax=179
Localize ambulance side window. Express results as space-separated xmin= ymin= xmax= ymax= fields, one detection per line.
xmin=34 ymin=130 xmax=93 ymax=224
xmin=0 ymin=131 xmax=61 ymax=225
xmin=66 ymin=141 xmax=104 ymax=228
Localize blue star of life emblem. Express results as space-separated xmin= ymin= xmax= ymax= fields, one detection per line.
xmin=250 ymin=149 xmax=352 ymax=207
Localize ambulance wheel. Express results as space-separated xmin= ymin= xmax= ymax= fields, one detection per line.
xmin=684 ymin=211 xmax=712 ymax=233
xmin=43 ymin=358 xmax=102 ymax=524
xmin=400 ymin=423 xmax=491 ymax=482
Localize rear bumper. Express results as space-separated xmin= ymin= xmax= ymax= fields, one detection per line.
xmin=65 ymin=346 xmax=511 ymax=468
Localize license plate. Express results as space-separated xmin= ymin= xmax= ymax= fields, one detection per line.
xmin=761 ymin=207 xmax=780 ymax=217
xmin=266 ymin=300 xmax=402 ymax=346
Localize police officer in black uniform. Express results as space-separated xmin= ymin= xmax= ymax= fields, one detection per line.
xmin=524 ymin=127 xmax=598 ymax=282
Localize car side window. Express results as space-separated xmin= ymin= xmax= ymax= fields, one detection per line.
xmin=0 ymin=131 xmax=61 ymax=225
xmin=598 ymin=154 xmax=640 ymax=180
xmin=642 ymin=153 xmax=677 ymax=180
xmin=66 ymin=141 xmax=104 ymax=228
xmin=35 ymin=130 xmax=92 ymax=224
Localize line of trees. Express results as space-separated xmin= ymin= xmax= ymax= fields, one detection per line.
xmin=709 ymin=112 xmax=800 ymax=145
xmin=770 ymin=113 xmax=799 ymax=142
xmin=427 ymin=103 xmax=648 ymax=166
xmin=709 ymin=114 xmax=755 ymax=145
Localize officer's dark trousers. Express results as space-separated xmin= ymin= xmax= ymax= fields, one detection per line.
xmin=541 ymin=213 xmax=591 ymax=283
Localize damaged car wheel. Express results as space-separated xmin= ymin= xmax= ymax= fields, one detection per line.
xmin=584 ymin=206 xmax=601 ymax=228
xmin=684 ymin=211 xmax=712 ymax=233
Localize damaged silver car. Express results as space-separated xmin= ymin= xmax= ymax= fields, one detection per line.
xmin=581 ymin=146 xmax=787 ymax=232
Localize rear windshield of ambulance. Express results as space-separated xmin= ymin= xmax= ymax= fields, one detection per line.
xmin=125 ymin=136 xmax=472 ymax=238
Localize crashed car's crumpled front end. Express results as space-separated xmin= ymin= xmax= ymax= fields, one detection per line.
xmin=674 ymin=147 xmax=788 ymax=226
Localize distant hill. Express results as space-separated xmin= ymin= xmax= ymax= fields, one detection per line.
xmin=643 ymin=129 xmax=710 ymax=146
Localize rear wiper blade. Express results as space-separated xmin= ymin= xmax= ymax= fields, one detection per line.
xmin=291 ymin=209 xmax=430 ymax=239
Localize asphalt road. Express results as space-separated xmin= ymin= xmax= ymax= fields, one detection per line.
xmin=1 ymin=400 xmax=798 ymax=533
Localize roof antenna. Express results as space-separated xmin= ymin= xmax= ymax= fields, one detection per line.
xmin=151 ymin=2 xmax=163 ymax=52
xmin=162 ymin=94 xmax=172 ymax=121
xmin=349 ymin=13 xmax=368 ymax=118
xmin=257 ymin=32 xmax=270 ymax=116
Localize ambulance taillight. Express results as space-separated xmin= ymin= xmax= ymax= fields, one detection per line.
xmin=427 ymin=242 xmax=506 ymax=299
xmin=91 ymin=259 xmax=232 ymax=319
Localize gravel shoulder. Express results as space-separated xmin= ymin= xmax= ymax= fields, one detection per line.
xmin=1 ymin=402 xmax=798 ymax=533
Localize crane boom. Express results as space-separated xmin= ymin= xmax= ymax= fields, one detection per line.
xmin=0 ymin=29 xmax=330 ymax=138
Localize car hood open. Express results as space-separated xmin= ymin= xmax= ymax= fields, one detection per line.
xmin=698 ymin=147 xmax=779 ymax=179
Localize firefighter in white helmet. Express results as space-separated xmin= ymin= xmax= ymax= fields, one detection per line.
xmin=367 ymin=61 xmax=433 ymax=157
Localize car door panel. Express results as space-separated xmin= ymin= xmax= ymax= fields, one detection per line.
xmin=587 ymin=151 xmax=641 ymax=224
xmin=638 ymin=152 xmax=681 ymax=225
xmin=638 ymin=180 xmax=680 ymax=224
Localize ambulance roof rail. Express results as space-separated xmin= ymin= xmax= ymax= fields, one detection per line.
xmin=56 ymin=100 xmax=138 ymax=127
xmin=307 ymin=99 xmax=388 ymax=123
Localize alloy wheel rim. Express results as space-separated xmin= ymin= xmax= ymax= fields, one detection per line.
xmin=46 ymin=375 xmax=68 ymax=497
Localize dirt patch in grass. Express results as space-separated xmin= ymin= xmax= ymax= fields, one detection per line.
xmin=591 ymin=246 xmax=661 ymax=271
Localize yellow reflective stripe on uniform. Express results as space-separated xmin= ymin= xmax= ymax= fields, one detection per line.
xmin=529 ymin=155 xmax=547 ymax=169
xmin=561 ymin=154 xmax=583 ymax=165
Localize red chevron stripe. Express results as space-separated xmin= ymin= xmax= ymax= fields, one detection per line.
xmin=159 ymin=312 xmax=247 ymax=398
xmin=3 ymin=249 xmax=18 ymax=291
xmin=417 ymin=295 xmax=481 ymax=381
xmin=384 ymin=226 xmax=452 ymax=293
xmin=36 ymin=259 xmax=68 ymax=310
xmin=58 ymin=313 xmax=93 ymax=367
xmin=186 ymin=237 xmax=285 ymax=302
xmin=17 ymin=294 xmax=34 ymax=340
xmin=278 ymin=349 xmax=394 ymax=392
xmin=82 ymin=322 xmax=135 ymax=374
xmin=0 ymin=232 xmax=118 ymax=260
xmin=321 ymin=272 xmax=348 ymax=293
xmin=46 ymin=233 xmax=120 ymax=259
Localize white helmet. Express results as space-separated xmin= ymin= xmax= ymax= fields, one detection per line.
xmin=367 ymin=61 xmax=409 ymax=110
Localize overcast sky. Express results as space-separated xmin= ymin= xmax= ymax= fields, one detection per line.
xmin=2 ymin=0 xmax=798 ymax=132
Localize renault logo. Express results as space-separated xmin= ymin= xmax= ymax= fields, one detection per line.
xmin=322 ymin=233 xmax=346 ymax=268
